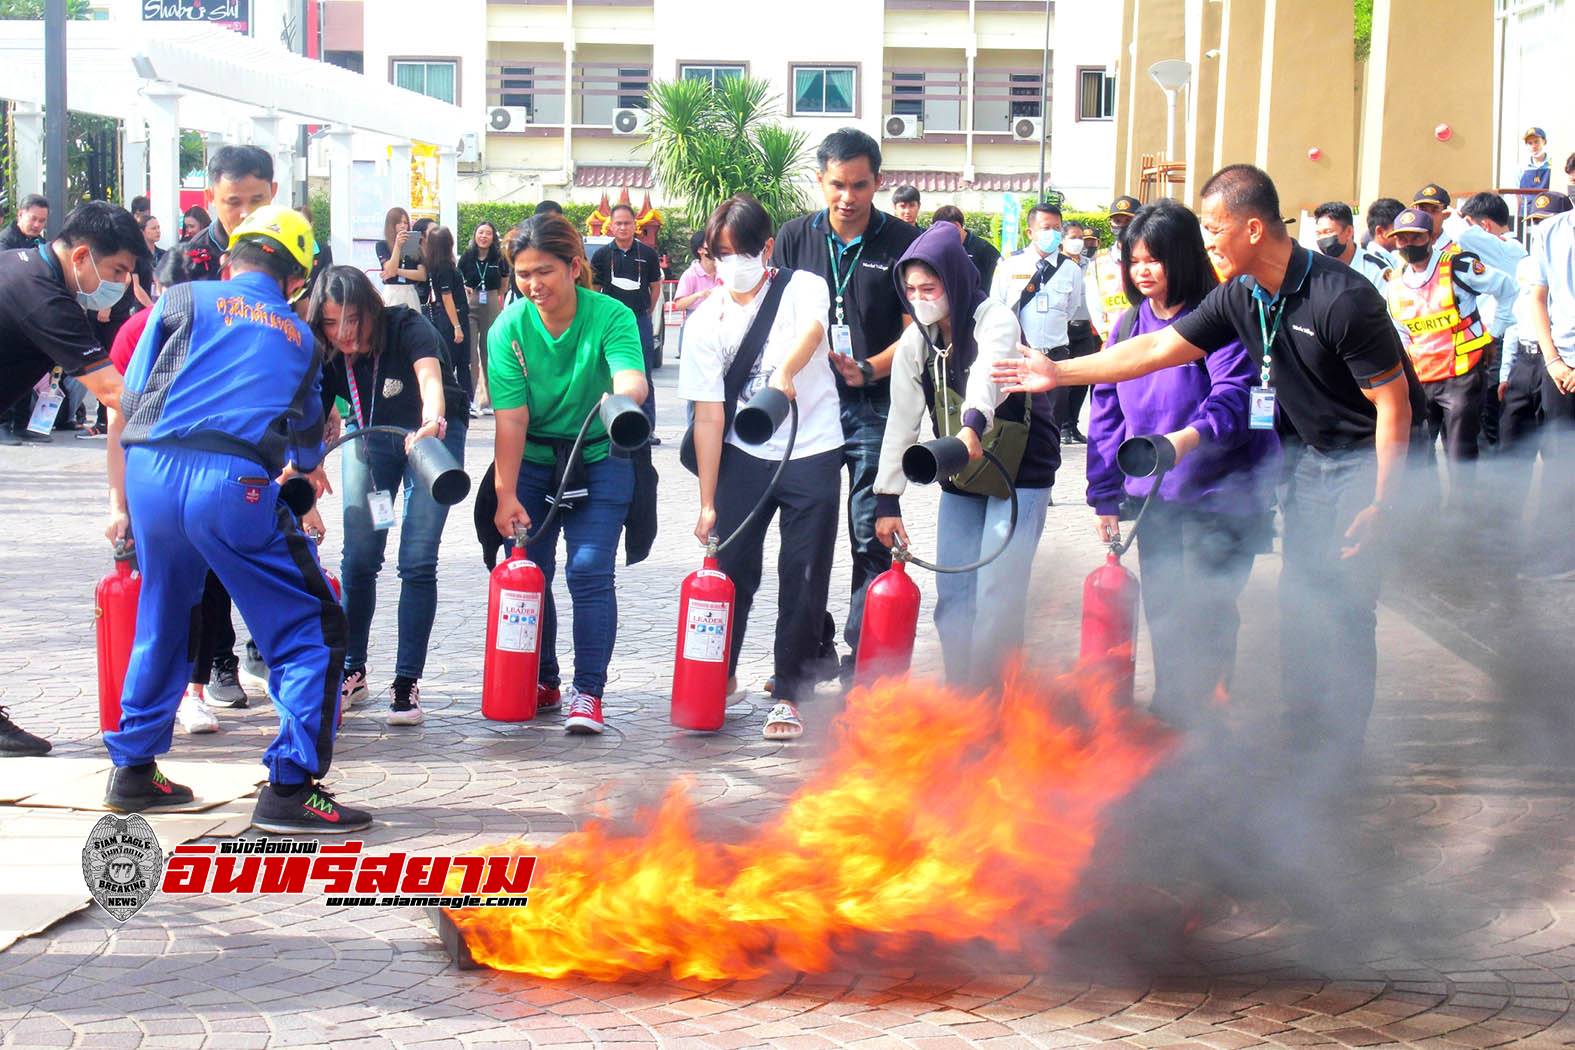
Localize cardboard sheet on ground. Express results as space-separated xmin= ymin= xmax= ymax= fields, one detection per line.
xmin=0 ymin=807 xmax=247 ymax=952
xmin=14 ymin=759 xmax=265 ymax=812
xmin=0 ymin=756 xmax=111 ymax=803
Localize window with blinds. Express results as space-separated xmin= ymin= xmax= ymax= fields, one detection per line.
xmin=393 ymin=60 xmax=457 ymax=104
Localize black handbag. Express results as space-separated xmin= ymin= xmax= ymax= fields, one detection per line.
xmin=679 ymin=271 xmax=792 ymax=475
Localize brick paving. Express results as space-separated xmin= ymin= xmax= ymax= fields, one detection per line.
xmin=1 ymin=368 xmax=1573 ymax=1048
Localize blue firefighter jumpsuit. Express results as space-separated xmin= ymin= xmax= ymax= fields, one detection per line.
xmin=105 ymin=272 xmax=345 ymax=787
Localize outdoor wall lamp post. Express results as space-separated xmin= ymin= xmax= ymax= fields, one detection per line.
xmin=1148 ymin=59 xmax=1192 ymax=161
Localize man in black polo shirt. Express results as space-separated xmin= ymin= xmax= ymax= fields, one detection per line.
xmin=184 ymin=145 xmax=278 ymax=282
xmin=0 ymin=200 xmax=145 ymax=754
xmin=774 ymin=128 xmax=920 ymax=680
xmin=590 ymin=203 xmax=664 ymax=433
xmin=997 ymin=164 xmax=1418 ymax=766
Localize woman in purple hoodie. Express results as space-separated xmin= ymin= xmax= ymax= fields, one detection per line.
xmin=1085 ymin=200 xmax=1279 ymax=728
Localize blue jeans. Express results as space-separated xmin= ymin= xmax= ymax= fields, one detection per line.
xmin=339 ymin=424 xmax=466 ymax=679
xmin=515 ymin=454 xmax=634 ymax=697
xmin=933 ymin=487 xmax=1053 ymax=684
xmin=840 ymin=391 xmax=890 ymax=653
xmin=1278 ymin=442 xmax=1382 ymax=761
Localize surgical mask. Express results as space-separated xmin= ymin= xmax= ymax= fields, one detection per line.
xmin=910 ymin=294 xmax=948 ymax=326
xmin=75 ymin=250 xmax=128 ymax=311
xmin=715 ymin=252 xmax=765 ymax=292
xmin=1316 ymin=235 xmax=1346 ymax=257
xmin=1398 ymin=243 xmax=1432 ymax=265
xmin=1034 ymin=228 xmax=1063 ymax=255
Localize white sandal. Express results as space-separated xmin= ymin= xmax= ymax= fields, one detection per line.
xmin=762 ymin=702 xmax=803 ymax=740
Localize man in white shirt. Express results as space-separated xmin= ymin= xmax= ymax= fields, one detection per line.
xmin=990 ymin=202 xmax=1083 ymax=437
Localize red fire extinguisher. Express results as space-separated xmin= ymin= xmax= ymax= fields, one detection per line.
xmin=95 ymin=541 xmax=140 ymax=733
xmin=1080 ymin=547 xmax=1140 ymax=705
xmin=482 ymin=526 xmax=546 ymax=722
xmin=305 ymin=527 xmax=341 ymax=601
xmin=671 ymin=541 xmax=734 ymax=731
xmin=853 ymin=554 xmax=921 ymax=684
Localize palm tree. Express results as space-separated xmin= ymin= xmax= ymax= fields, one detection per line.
xmin=643 ymin=75 xmax=813 ymax=228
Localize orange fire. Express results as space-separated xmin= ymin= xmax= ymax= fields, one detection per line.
xmin=444 ymin=663 xmax=1171 ymax=981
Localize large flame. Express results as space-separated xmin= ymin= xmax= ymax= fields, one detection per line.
xmin=445 ymin=663 xmax=1171 ymax=981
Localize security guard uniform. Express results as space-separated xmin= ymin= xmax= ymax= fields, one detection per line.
xmin=106 ymin=207 xmax=345 ymax=796
xmin=1413 ymin=184 xmax=1455 ymax=251
xmin=1087 ymin=195 xmax=1139 ymax=341
xmin=1385 ymin=208 xmax=1516 ymax=462
xmin=1351 ymin=244 xmax=1395 ymax=293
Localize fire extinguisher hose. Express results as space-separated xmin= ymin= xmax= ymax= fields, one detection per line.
xmin=900 ymin=449 xmax=1019 ymax=575
xmin=711 ymin=401 xmax=799 ymax=555
xmin=1108 ymin=464 xmax=1171 ymax=558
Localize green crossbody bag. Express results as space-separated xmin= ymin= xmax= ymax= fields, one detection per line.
xmin=924 ymin=342 xmax=1031 ymax=502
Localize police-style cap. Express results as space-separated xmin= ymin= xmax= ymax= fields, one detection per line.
xmin=1529 ymin=191 xmax=1572 ymax=219
xmin=1412 ymin=184 xmax=1450 ymax=208
xmin=1391 ymin=208 xmax=1435 ymax=236
xmin=1524 ymin=126 xmax=1547 ymax=142
xmin=1109 ymin=195 xmax=1140 ymax=217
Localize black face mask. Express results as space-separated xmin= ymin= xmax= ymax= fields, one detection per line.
xmin=1316 ymin=235 xmax=1345 ymax=257
xmin=1398 ymin=243 xmax=1432 ymax=265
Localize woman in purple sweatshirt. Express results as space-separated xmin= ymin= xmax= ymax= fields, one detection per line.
xmin=1085 ymin=200 xmax=1279 ymax=728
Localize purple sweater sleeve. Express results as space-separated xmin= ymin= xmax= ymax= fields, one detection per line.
xmin=1183 ymin=335 xmax=1253 ymax=450
xmin=1084 ymin=381 xmax=1127 ymax=515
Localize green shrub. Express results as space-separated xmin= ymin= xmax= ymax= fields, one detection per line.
xmin=456 ymin=201 xmax=615 ymax=251
xmin=307 ymin=189 xmax=331 ymax=254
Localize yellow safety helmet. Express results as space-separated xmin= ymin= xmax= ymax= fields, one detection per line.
xmin=228 ymin=205 xmax=315 ymax=274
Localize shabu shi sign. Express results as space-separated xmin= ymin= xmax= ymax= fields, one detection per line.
xmin=142 ymin=0 xmax=250 ymax=33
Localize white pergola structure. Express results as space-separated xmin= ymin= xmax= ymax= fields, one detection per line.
xmin=0 ymin=21 xmax=468 ymax=263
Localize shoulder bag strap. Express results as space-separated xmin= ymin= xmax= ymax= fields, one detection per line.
xmin=720 ymin=269 xmax=792 ymax=422
xmin=1015 ymin=253 xmax=1062 ymax=314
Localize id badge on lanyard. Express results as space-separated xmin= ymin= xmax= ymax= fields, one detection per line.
xmin=1251 ymin=299 xmax=1284 ymax=431
xmin=830 ymin=324 xmax=853 ymax=356
xmin=368 ymin=489 xmax=396 ymax=530
xmin=27 ymin=371 xmax=64 ymax=436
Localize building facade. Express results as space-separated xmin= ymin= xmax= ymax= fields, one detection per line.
xmin=322 ymin=0 xmax=1117 ymax=211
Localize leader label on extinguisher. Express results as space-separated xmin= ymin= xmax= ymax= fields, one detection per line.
xmin=496 ymin=589 xmax=541 ymax=654
xmin=683 ymin=599 xmax=729 ymax=663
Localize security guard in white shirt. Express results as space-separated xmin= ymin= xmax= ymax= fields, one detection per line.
xmin=990 ymin=202 xmax=1084 ymax=430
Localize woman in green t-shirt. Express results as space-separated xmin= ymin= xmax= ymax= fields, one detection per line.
xmin=488 ymin=214 xmax=649 ymax=735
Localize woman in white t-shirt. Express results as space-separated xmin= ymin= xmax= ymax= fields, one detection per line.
xmin=677 ymin=193 xmax=844 ymax=740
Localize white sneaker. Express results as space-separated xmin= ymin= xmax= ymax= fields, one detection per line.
xmin=341 ymin=669 xmax=369 ymax=708
xmin=386 ymin=680 xmax=424 ymax=727
xmin=177 ymin=689 xmax=221 ymax=735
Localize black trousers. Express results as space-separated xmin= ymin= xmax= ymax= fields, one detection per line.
xmin=1278 ymin=443 xmax=1383 ymax=763
xmin=1418 ymin=366 xmax=1484 ymax=463
xmin=1053 ymin=321 xmax=1100 ymax=430
xmin=1133 ymin=499 xmax=1263 ymax=729
xmin=1479 ymin=337 xmax=1503 ymax=445
xmin=187 ymin=571 xmax=238 ymax=685
xmin=1527 ymin=362 xmax=1575 ymax=576
xmin=1496 ymin=345 xmax=1546 ymax=513
xmin=714 ymin=444 xmax=841 ymax=700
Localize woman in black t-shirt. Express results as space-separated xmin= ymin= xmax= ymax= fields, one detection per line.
xmin=376 ymin=207 xmax=425 ymax=310
xmin=458 ymin=221 xmax=504 ymax=412
xmin=422 ymin=225 xmax=472 ymax=412
xmin=308 ymin=266 xmax=468 ymax=728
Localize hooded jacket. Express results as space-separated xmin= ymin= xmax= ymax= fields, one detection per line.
xmin=874 ymin=225 xmax=1058 ymax=516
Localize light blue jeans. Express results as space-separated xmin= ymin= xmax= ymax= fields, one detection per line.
xmin=933 ymin=486 xmax=1053 ymax=685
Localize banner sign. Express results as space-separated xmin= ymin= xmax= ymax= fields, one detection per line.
xmin=1000 ymin=192 xmax=1020 ymax=253
xmin=142 ymin=1 xmax=250 ymax=34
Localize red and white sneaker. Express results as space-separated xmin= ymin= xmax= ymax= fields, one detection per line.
xmin=536 ymin=683 xmax=562 ymax=712
xmin=563 ymin=688 xmax=605 ymax=735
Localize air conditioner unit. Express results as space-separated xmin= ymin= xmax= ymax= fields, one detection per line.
xmin=457 ymin=132 xmax=481 ymax=163
xmin=488 ymin=106 xmax=530 ymax=133
xmin=1011 ymin=116 xmax=1043 ymax=142
xmin=612 ymin=107 xmax=650 ymax=136
xmin=884 ymin=113 xmax=922 ymax=140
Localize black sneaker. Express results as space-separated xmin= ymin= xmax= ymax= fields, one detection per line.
xmin=207 ymin=655 xmax=248 ymax=708
xmin=0 ymin=706 xmax=51 ymax=757
xmin=251 ymin=782 xmax=373 ymax=834
xmin=105 ymin=764 xmax=195 ymax=811
xmin=16 ymin=429 xmax=52 ymax=444
xmin=1060 ymin=425 xmax=1087 ymax=445
xmin=0 ymin=429 xmax=21 ymax=447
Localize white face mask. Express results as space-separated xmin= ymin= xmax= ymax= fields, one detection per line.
xmin=715 ymin=253 xmax=765 ymax=292
xmin=910 ymin=294 xmax=948 ymax=326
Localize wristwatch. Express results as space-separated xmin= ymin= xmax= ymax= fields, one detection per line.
xmin=856 ymin=358 xmax=876 ymax=384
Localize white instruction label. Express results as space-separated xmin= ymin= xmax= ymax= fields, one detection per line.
xmin=682 ymin=599 xmax=729 ymax=663
xmin=495 ymin=589 xmax=541 ymax=654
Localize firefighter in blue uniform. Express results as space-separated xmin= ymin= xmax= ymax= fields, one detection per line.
xmin=102 ymin=205 xmax=372 ymax=834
